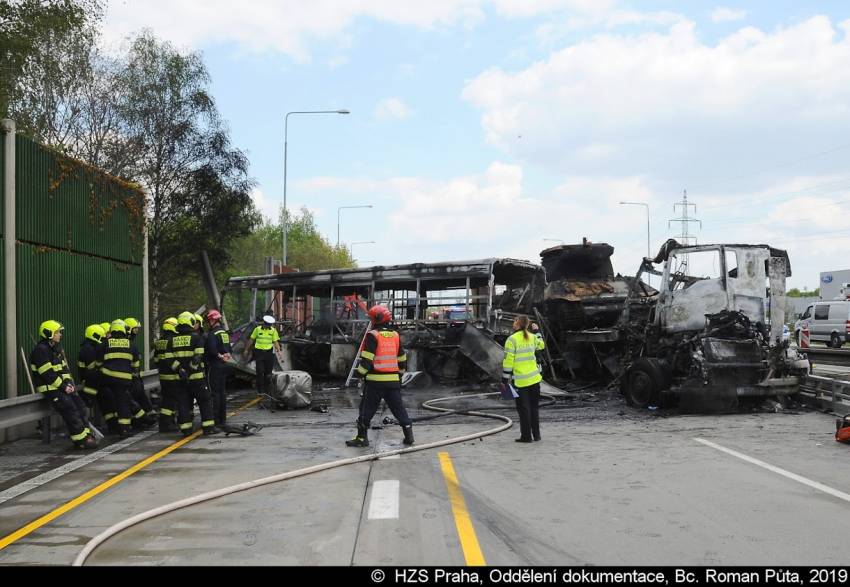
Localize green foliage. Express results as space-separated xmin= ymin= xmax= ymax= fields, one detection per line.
xmin=787 ymin=287 xmax=819 ymax=298
xmin=222 ymin=208 xmax=355 ymax=282
xmin=0 ymin=0 xmax=103 ymax=117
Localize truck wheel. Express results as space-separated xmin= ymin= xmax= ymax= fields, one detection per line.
xmin=831 ymin=333 xmax=843 ymax=349
xmin=624 ymin=358 xmax=664 ymax=408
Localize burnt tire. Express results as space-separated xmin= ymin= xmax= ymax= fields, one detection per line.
xmin=624 ymin=358 xmax=666 ymax=409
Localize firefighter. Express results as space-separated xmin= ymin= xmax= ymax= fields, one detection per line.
xmin=30 ymin=321 xmax=98 ymax=449
xmin=502 ymin=314 xmax=545 ymax=443
xmin=154 ymin=317 xmax=179 ymax=432
xmin=169 ymin=311 xmax=217 ymax=436
xmin=244 ymin=314 xmax=280 ymax=395
xmin=125 ymin=317 xmax=157 ymax=425
xmin=204 ymin=310 xmax=232 ymax=426
xmin=98 ymin=319 xmax=140 ymax=438
xmin=78 ymin=324 xmax=119 ymax=435
xmin=346 ymin=305 xmax=414 ymax=447
xmin=100 ymin=322 xmax=111 ymax=339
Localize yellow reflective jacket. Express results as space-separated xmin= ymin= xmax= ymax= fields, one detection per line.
xmin=502 ymin=330 xmax=545 ymax=388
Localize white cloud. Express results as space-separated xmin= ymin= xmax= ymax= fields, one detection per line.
xmin=296 ymin=163 xmax=661 ymax=267
xmin=463 ymin=16 xmax=850 ymax=182
xmin=251 ymin=187 xmax=279 ymax=222
xmin=103 ymin=0 xmax=485 ymax=60
xmin=374 ymin=97 xmax=414 ymax=121
xmin=492 ymin=0 xmax=616 ymax=18
xmin=710 ymin=7 xmax=748 ymax=23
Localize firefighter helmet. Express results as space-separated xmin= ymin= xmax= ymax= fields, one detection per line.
xmin=110 ymin=319 xmax=128 ymax=335
xmin=39 ymin=320 xmax=64 ymax=339
xmin=367 ymin=305 xmax=392 ymax=325
xmin=85 ymin=324 xmax=106 ymax=343
xmin=177 ymin=311 xmax=196 ymax=328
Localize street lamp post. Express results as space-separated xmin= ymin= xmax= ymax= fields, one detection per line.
xmin=337 ymin=205 xmax=373 ymax=247
xmin=283 ymin=109 xmax=350 ymax=266
xmin=619 ymin=201 xmax=651 ymax=258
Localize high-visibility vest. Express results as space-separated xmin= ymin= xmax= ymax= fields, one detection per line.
xmin=369 ymin=330 xmax=400 ymax=373
xmin=502 ymin=330 xmax=545 ymax=388
xmin=251 ymin=325 xmax=279 ymax=351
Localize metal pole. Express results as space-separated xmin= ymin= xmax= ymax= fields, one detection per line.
xmin=142 ymin=226 xmax=150 ymax=371
xmin=337 ymin=207 xmax=341 ymax=248
xmin=3 ymin=120 xmax=17 ymax=399
xmin=282 ymin=114 xmax=289 ymax=267
xmin=283 ymin=109 xmax=350 ymax=266
xmin=645 ymin=206 xmax=651 ymax=258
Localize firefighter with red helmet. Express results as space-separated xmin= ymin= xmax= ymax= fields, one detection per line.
xmin=346 ymin=305 xmax=414 ymax=447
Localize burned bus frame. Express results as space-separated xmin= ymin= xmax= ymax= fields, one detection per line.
xmin=221 ymin=258 xmax=545 ymax=379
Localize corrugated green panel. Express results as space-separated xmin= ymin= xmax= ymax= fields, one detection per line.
xmin=0 ymin=236 xmax=4 ymax=400
xmin=15 ymin=135 xmax=145 ymax=263
xmin=0 ymin=133 xmax=4 ymax=236
xmin=16 ymin=242 xmax=144 ymax=396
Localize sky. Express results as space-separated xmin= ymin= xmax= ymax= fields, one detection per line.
xmin=103 ymin=0 xmax=850 ymax=290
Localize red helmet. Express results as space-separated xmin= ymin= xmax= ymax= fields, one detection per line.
xmin=367 ymin=305 xmax=392 ymax=325
xmin=207 ymin=309 xmax=222 ymax=322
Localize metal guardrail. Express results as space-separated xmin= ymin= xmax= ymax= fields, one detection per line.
xmin=0 ymin=370 xmax=160 ymax=442
xmin=798 ymin=374 xmax=850 ymax=413
xmin=800 ymin=347 xmax=850 ymax=368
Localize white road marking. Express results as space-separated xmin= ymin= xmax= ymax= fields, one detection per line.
xmin=368 ymin=480 xmax=400 ymax=520
xmin=695 ymin=437 xmax=850 ymax=504
xmin=0 ymin=431 xmax=157 ymax=506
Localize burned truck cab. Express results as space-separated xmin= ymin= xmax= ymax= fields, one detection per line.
xmin=622 ymin=240 xmax=810 ymax=411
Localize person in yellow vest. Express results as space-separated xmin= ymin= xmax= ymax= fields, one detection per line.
xmin=502 ymin=315 xmax=545 ymax=443
xmin=244 ymin=314 xmax=280 ymax=394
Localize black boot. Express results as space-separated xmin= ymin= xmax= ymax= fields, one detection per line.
xmin=346 ymin=422 xmax=369 ymax=447
xmin=75 ymin=435 xmax=99 ymax=450
xmin=402 ymin=425 xmax=414 ymax=446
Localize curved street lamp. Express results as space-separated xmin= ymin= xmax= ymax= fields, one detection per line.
xmin=283 ymin=109 xmax=350 ymax=266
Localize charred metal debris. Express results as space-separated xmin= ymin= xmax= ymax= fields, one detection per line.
xmin=221 ymin=239 xmax=809 ymax=412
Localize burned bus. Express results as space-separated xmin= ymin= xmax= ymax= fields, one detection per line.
xmin=221 ymin=259 xmax=545 ymax=384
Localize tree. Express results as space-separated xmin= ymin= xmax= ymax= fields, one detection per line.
xmin=117 ymin=32 xmax=259 ymax=334
xmin=787 ymin=287 xmax=819 ymax=298
xmin=223 ymin=208 xmax=355 ymax=281
xmin=0 ymin=0 xmax=103 ymax=119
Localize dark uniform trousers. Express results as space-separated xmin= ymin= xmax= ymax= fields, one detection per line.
xmin=208 ymin=362 xmax=227 ymax=424
xmin=102 ymin=381 xmax=135 ymax=432
xmin=176 ymin=381 xmax=214 ymax=434
xmin=254 ymin=349 xmax=275 ymax=394
xmin=158 ymin=380 xmax=179 ymax=428
xmin=358 ymin=383 xmax=413 ymax=429
xmin=45 ymin=389 xmax=89 ymax=439
xmin=514 ymin=382 xmax=541 ymax=440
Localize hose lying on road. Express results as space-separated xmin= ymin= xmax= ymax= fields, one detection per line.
xmin=73 ymin=389 xmax=525 ymax=566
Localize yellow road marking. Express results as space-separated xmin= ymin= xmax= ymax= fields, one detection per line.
xmin=0 ymin=396 xmax=262 ymax=551
xmin=438 ymin=452 xmax=486 ymax=566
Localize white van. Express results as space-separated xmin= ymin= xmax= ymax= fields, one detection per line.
xmin=795 ymin=301 xmax=850 ymax=347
